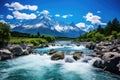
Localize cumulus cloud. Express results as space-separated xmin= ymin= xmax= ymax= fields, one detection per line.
xmin=76 ymin=22 xmax=85 ymax=28
xmin=55 ymin=14 xmax=60 ymax=17
xmin=62 ymin=14 xmax=73 ymax=18
xmin=13 ymin=11 xmax=37 ymax=20
xmin=6 ymin=14 xmax=13 ymax=19
xmin=5 ymin=2 xmax=38 ymax=11
xmin=84 ymin=12 xmax=106 ymax=25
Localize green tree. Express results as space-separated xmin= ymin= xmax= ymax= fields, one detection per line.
xmin=95 ymin=32 xmax=104 ymax=41
xmin=0 ymin=22 xmax=11 ymax=48
xmin=112 ymin=31 xmax=117 ymax=39
xmin=104 ymin=21 xmax=112 ymax=36
xmin=112 ymin=18 xmax=120 ymax=32
xmin=0 ymin=22 xmax=11 ymax=43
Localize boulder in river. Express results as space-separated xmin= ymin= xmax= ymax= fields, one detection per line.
xmin=49 ymin=49 xmax=56 ymax=55
xmin=0 ymin=49 xmax=13 ymax=61
xmin=73 ymin=52 xmax=83 ymax=61
xmin=51 ymin=51 xmax=65 ymax=60
xmin=11 ymin=46 xmax=24 ymax=56
xmin=93 ymin=52 xmax=120 ymax=75
xmin=86 ymin=42 xmax=96 ymax=50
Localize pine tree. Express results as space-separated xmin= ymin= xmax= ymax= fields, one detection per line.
xmin=104 ymin=21 xmax=112 ymax=36
xmin=112 ymin=18 xmax=119 ymax=32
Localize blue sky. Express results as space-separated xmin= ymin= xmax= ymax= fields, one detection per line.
xmin=0 ymin=0 xmax=120 ymax=28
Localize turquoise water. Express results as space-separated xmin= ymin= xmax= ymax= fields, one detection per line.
xmin=0 ymin=41 xmax=120 ymax=80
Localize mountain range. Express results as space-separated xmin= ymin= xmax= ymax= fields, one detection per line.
xmin=12 ymin=13 xmax=94 ymax=38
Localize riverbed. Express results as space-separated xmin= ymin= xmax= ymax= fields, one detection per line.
xmin=0 ymin=41 xmax=120 ymax=80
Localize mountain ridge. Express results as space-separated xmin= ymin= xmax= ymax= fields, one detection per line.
xmin=12 ymin=13 xmax=86 ymax=38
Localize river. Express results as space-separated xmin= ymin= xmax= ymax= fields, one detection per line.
xmin=0 ymin=41 xmax=120 ymax=80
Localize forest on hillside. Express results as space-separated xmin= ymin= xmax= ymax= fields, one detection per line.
xmin=77 ymin=18 xmax=120 ymax=41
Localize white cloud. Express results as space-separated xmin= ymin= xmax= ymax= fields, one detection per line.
xmin=6 ymin=14 xmax=13 ymax=19
xmin=62 ymin=15 xmax=68 ymax=18
xmin=40 ymin=10 xmax=49 ymax=15
xmin=62 ymin=14 xmax=73 ymax=19
xmin=84 ymin=12 xmax=106 ymax=25
xmin=76 ymin=22 xmax=85 ymax=28
xmin=13 ymin=11 xmax=36 ymax=20
xmin=5 ymin=2 xmax=38 ymax=11
xmin=0 ymin=20 xmax=7 ymax=23
xmin=76 ymin=22 xmax=95 ymax=32
xmin=55 ymin=14 xmax=60 ymax=17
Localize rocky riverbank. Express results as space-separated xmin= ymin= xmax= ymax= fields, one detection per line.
xmin=0 ymin=44 xmax=33 ymax=61
xmin=86 ymin=39 xmax=120 ymax=75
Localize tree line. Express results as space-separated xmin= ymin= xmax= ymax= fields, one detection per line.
xmin=0 ymin=22 xmax=56 ymax=47
xmin=77 ymin=18 xmax=120 ymax=41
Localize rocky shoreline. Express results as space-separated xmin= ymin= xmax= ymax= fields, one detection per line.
xmin=86 ymin=39 xmax=120 ymax=75
xmin=0 ymin=44 xmax=33 ymax=61
xmin=0 ymin=40 xmax=120 ymax=75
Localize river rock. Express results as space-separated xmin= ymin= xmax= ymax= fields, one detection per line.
xmin=49 ymin=49 xmax=56 ymax=55
xmin=0 ymin=49 xmax=13 ymax=60
xmin=20 ymin=44 xmax=27 ymax=49
xmin=51 ymin=51 xmax=65 ymax=60
xmin=86 ymin=42 xmax=96 ymax=50
xmin=11 ymin=46 xmax=24 ymax=56
xmin=93 ymin=58 xmax=104 ymax=68
xmin=93 ymin=52 xmax=120 ymax=75
xmin=73 ymin=52 xmax=83 ymax=61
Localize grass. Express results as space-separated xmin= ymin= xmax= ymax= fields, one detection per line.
xmin=10 ymin=37 xmax=48 ymax=46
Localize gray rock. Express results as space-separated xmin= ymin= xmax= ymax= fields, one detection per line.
xmin=93 ymin=52 xmax=120 ymax=75
xmin=11 ymin=46 xmax=24 ymax=56
xmin=51 ymin=51 xmax=65 ymax=60
xmin=0 ymin=49 xmax=13 ymax=60
xmin=86 ymin=42 xmax=96 ymax=49
xmin=49 ymin=49 xmax=56 ymax=55
xmin=93 ymin=58 xmax=104 ymax=68
xmin=73 ymin=52 xmax=83 ymax=61
xmin=20 ymin=44 xmax=27 ymax=49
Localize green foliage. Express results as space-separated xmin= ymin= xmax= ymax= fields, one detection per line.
xmin=10 ymin=37 xmax=48 ymax=46
xmin=10 ymin=31 xmax=56 ymax=45
xmin=0 ymin=22 xmax=11 ymax=43
xmin=117 ymin=32 xmax=120 ymax=38
xmin=77 ymin=18 xmax=120 ymax=41
xmin=41 ymin=34 xmax=56 ymax=42
xmin=95 ymin=32 xmax=104 ymax=41
xmin=112 ymin=31 xmax=117 ymax=39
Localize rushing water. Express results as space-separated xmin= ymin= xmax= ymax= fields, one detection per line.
xmin=0 ymin=41 xmax=120 ymax=80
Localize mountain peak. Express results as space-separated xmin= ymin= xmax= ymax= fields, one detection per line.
xmin=12 ymin=14 xmax=85 ymax=38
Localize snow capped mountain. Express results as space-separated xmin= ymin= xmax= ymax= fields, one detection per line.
xmin=12 ymin=13 xmax=86 ymax=38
